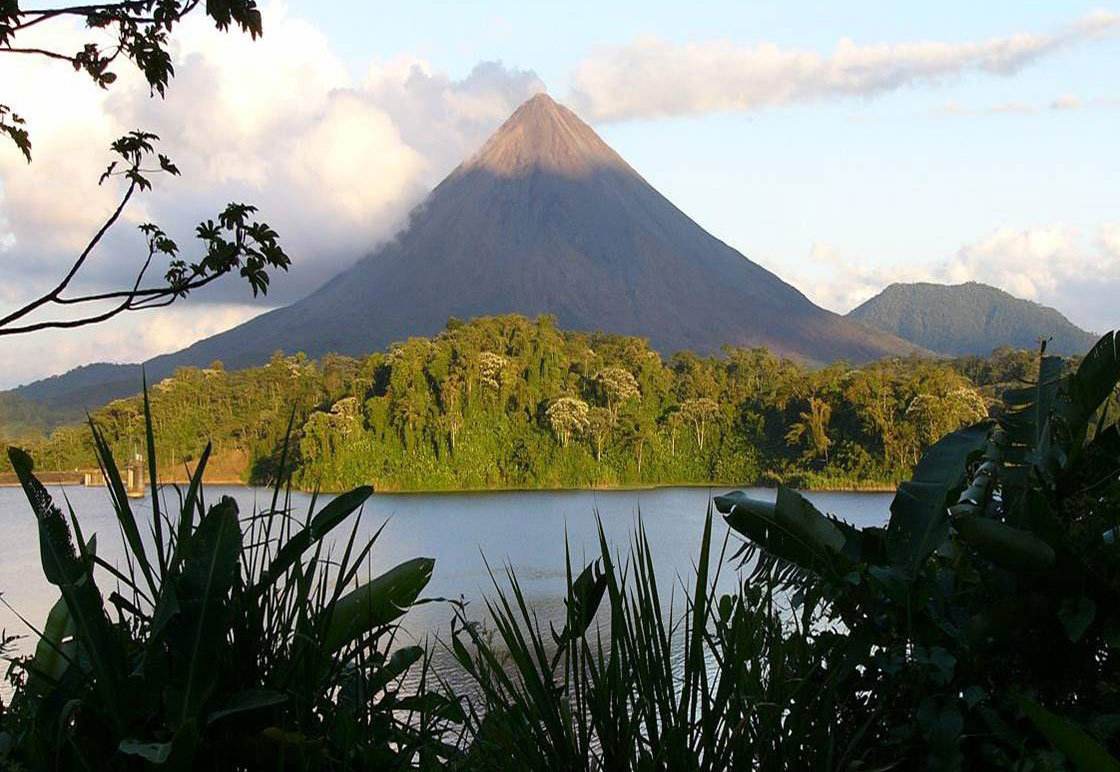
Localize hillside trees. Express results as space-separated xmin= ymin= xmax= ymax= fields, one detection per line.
xmin=7 ymin=315 xmax=1000 ymax=491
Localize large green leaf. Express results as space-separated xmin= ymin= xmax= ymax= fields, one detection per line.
xmin=1064 ymin=331 xmax=1120 ymax=432
xmin=26 ymin=535 xmax=98 ymax=696
xmin=252 ymin=485 xmax=373 ymax=596
xmin=88 ymin=421 xmax=158 ymax=598
xmin=715 ymin=487 xmax=848 ymax=575
xmin=320 ymin=557 xmax=434 ymax=654
xmin=169 ymin=441 xmax=210 ymax=577
xmin=886 ymin=422 xmax=992 ymax=573
xmin=1019 ymin=695 xmax=1120 ymax=771
xmin=142 ymin=372 xmax=168 ymax=577
xmin=167 ymin=497 xmax=242 ymax=729
xmin=954 ymin=516 xmax=1056 ymax=572
xmin=206 ymin=688 xmax=288 ymax=725
xmin=7 ymin=447 xmax=128 ymax=729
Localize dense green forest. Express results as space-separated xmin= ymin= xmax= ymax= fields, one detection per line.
xmin=3 ymin=315 xmax=1035 ymax=491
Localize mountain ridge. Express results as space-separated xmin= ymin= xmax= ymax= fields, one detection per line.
xmin=847 ymin=280 xmax=1097 ymax=356
xmin=11 ymin=92 xmax=918 ymax=409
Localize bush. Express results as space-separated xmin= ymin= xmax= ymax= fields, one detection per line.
xmin=716 ymin=332 xmax=1120 ymax=768
xmin=0 ymin=394 xmax=458 ymax=770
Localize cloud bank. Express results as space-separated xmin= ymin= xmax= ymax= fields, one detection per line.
xmin=570 ymin=11 xmax=1120 ymax=121
xmin=0 ymin=5 xmax=545 ymax=311
xmin=782 ymin=223 xmax=1120 ymax=335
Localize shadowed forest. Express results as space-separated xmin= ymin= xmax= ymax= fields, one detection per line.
xmin=2 ymin=315 xmax=1035 ymax=492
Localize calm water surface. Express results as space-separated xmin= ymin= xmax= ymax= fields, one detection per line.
xmin=0 ymin=484 xmax=891 ymax=693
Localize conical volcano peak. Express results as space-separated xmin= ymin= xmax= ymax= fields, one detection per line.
xmin=461 ymin=92 xmax=630 ymax=178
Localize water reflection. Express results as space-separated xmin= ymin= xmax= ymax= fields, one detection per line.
xmin=0 ymin=484 xmax=892 ymax=697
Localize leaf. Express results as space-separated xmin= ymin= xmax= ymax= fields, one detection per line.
xmin=7 ymin=447 xmax=128 ymax=730
xmin=253 ymin=485 xmax=372 ymax=595
xmin=119 ymin=740 xmax=173 ymax=764
xmin=170 ymin=442 xmax=210 ymax=577
xmin=886 ymin=422 xmax=992 ymax=573
xmin=320 ymin=557 xmax=434 ymax=654
xmin=89 ymin=421 xmax=158 ymax=598
xmin=26 ymin=535 xmax=97 ymax=695
xmin=168 ymin=497 xmax=242 ymax=726
xmin=551 ymin=558 xmax=607 ymax=658
xmin=954 ymin=516 xmax=1056 ymax=573
xmin=142 ymin=372 xmax=168 ymax=577
xmin=715 ymin=486 xmax=848 ymax=575
xmin=206 ymin=689 xmax=288 ymax=725
xmin=1019 ymin=696 xmax=1120 ymax=771
xmin=368 ymin=646 xmax=424 ymax=695
xmin=1065 ymin=332 xmax=1120 ymax=431
xmin=1059 ymin=597 xmax=1097 ymax=643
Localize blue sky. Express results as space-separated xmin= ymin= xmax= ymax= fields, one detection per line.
xmin=286 ymin=0 xmax=1118 ymax=294
xmin=0 ymin=1 xmax=1117 ymax=386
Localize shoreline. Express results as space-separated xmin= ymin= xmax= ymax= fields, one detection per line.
xmin=1 ymin=479 xmax=898 ymax=495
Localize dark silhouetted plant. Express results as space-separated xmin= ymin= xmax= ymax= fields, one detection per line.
xmin=0 ymin=387 xmax=456 ymax=770
xmin=716 ymin=331 xmax=1120 ymax=769
xmin=447 ymin=511 xmax=867 ymax=770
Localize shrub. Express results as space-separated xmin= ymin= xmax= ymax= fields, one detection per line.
xmin=716 ymin=332 xmax=1120 ymax=768
xmin=0 ymin=393 xmax=458 ymax=770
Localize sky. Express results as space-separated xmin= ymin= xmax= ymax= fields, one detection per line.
xmin=0 ymin=0 xmax=1118 ymax=388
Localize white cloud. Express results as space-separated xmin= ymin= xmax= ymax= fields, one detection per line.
xmin=780 ymin=224 xmax=1120 ymax=334
xmin=0 ymin=3 xmax=545 ymax=310
xmin=0 ymin=302 xmax=266 ymax=389
xmin=569 ymin=12 xmax=1120 ymax=121
xmin=933 ymin=92 xmax=1120 ymax=117
xmin=0 ymin=3 xmax=544 ymax=384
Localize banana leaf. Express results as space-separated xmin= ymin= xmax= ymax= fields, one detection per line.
xmin=252 ymin=485 xmax=373 ymax=596
xmin=165 ymin=497 xmax=242 ymax=730
xmin=886 ymin=421 xmax=992 ymax=574
xmin=7 ymin=447 xmax=128 ymax=730
xmin=715 ymin=486 xmax=848 ymax=577
xmin=320 ymin=557 xmax=434 ymax=654
xmin=1019 ymin=695 xmax=1120 ymax=771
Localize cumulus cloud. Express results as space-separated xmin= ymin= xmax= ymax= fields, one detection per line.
xmin=0 ymin=302 xmax=265 ymax=388
xmin=0 ymin=3 xmax=545 ymax=385
xmin=0 ymin=3 xmax=545 ymax=310
xmin=569 ymin=11 xmax=1120 ymax=121
xmin=781 ymin=224 xmax=1120 ymax=334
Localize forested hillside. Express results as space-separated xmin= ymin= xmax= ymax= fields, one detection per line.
xmin=848 ymin=281 xmax=1097 ymax=356
xmin=7 ymin=315 xmax=1000 ymax=491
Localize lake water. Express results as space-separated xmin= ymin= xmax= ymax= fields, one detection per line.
xmin=0 ymin=484 xmax=892 ymax=695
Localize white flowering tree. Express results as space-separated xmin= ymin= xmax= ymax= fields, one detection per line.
xmin=593 ymin=367 xmax=640 ymax=421
xmin=545 ymin=397 xmax=590 ymax=448
xmin=680 ymin=397 xmax=720 ymax=450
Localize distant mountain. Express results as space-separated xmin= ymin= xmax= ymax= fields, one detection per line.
xmin=13 ymin=362 xmax=139 ymax=412
xmin=847 ymin=281 xmax=1097 ymax=357
xmin=11 ymin=93 xmax=916 ymax=410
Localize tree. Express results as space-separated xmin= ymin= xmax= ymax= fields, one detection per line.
xmin=545 ymin=397 xmax=589 ymax=448
xmin=661 ymin=407 xmax=685 ymax=455
xmin=0 ymin=1 xmax=290 ymax=335
xmin=785 ymin=396 xmax=832 ymax=462
xmin=620 ymin=414 xmax=655 ymax=478
xmin=438 ymin=376 xmax=465 ymax=452
xmin=592 ymin=367 xmax=640 ymax=421
xmin=680 ymin=397 xmax=719 ymax=450
xmin=478 ymin=352 xmax=508 ymax=392
xmin=905 ymin=388 xmax=988 ymax=446
xmin=586 ymin=407 xmax=612 ymax=462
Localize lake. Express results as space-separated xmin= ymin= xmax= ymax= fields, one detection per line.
xmin=0 ymin=484 xmax=892 ymax=695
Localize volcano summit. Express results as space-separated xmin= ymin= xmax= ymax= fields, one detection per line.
xmin=13 ymin=93 xmax=916 ymax=408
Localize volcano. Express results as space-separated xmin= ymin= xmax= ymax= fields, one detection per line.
xmin=13 ymin=93 xmax=916 ymax=409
